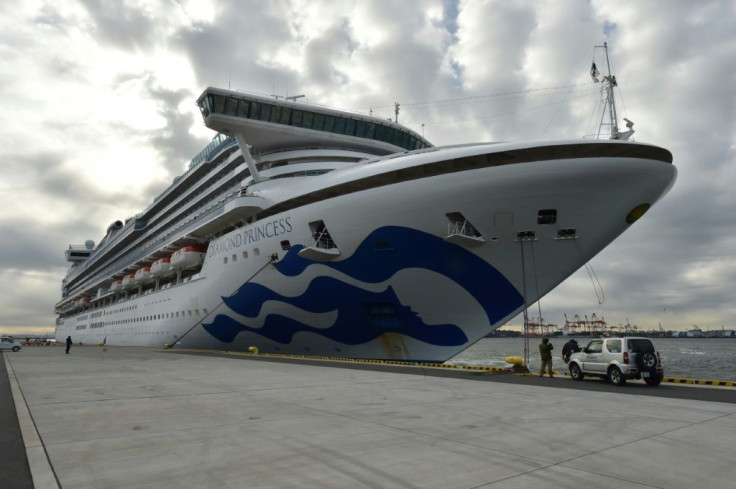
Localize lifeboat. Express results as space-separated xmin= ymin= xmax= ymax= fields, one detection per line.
xmin=150 ymin=257 xmax=171 ymax=277
xmin=171 ymin=246 xmax=206 ymax=269
xmin=75 ymin=296 xmax=91 ymax=308
xmin=121 ymin=273 xmax=136 ymax=289
xmin=135 ymin=266 xmax=152 ymax=284
xmin=111 ymin=279 xmax=123 ymax=292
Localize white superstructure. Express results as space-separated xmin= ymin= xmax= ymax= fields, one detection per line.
xmin=56 ymin=72 xmax=676 ymax=361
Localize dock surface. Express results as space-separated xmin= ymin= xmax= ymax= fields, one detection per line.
xmin=3 ymin=346 xmax=736 ymax=489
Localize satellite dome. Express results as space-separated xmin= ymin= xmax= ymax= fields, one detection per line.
xmin=85 ymin=240 xmax=95 ymax=250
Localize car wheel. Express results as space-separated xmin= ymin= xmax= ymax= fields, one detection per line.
xmin=12 ymin=346 xmax=20 ymax=352
xmin=640 ymin=352 xmax=657 ymax=369
xmin=608 ymin=366 xmax=626 ymax=386
xmin=644 ymin=373 xmax=663 ymax=386
xmin=570 ymin=363 xmax=584 ymax=381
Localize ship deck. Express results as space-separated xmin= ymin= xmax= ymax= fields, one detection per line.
xmin=3 ymin=347 xmax=735 ymax=489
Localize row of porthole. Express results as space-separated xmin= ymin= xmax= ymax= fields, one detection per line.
xmin=224 ymin=248 xmax=261 ymax=264
xmin=109 ymin=305 xmax=138 ymax=316
xmin=104 ymin=308 xmax=211 ymax=327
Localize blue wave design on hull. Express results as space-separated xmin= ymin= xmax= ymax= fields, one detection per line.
xmin=203 ymin=226 xmax=523 ymax=347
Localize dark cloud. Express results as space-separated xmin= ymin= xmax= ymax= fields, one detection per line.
xmin=0 ymin=218 xmax=77 ymax=272
xmin=173 ymin=1 xmax=298 ymax=93
xmin=78 ymin=0 xmax=157 ymax=50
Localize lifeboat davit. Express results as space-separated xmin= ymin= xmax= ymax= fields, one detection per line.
xmin=121 ymin=273 xmax=136 ymax=289
xmin=135 ymin=266 xmax=152 ymax=284
xmin=171 ymin=246 xmax=206 ymax=270
xmin=150 ymin=257 xmax=171 ymax=278
xmin=111 ymin=279 xmax=123 ymax=292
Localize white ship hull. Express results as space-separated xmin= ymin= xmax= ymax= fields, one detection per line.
xmin=56 ymin=141 xmax=676 ymax=361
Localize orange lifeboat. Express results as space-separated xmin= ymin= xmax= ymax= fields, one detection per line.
xmin=171 ymin=246 xmax=206 ymax=269
xmin=150 ymin=257 xmax=171 ymax=278
xmin=121 ymin=273 xmax=136 ymax=289
xmin=134 ymin=266 xmax=152 ymax=284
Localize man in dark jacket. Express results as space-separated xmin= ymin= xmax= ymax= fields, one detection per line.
xmin=562 ymin=339 xmax=581 ymax=363
xmin=65 ymin=336 xmax=72 ymax=354
xmin=538 ymin=337 xmax=554 ymax=377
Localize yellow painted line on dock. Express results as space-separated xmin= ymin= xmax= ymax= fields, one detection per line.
xmin=662 ymin=377 xmax=736 ymax=387
xmin=166 ymin=348 xmax=736 ymax=386
xmin=561 ymin=370 xmax=736 ymax=387
xmin=167 ymin=348 xmax=514 ymax=374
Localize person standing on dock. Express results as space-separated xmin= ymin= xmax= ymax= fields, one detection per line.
xmin=65 ymin=336 xmax=72 ymax=354
xmin=562 ymin=339 xmax=580 ymax=363
xmin=538 ymin=337 xmax=554 ymax=377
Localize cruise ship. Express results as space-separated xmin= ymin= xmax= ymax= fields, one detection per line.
xmin=55 ymin=64 xmax=677 ymax=362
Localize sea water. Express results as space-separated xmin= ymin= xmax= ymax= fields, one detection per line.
xmin=449 ymin=337 xmax=736 ymax=381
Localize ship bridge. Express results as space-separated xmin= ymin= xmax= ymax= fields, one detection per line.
xmin=196 ymin=87 xmax=432 ymax=157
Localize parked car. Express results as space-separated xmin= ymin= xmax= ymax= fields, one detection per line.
xmin=0 ymin=336 xmax=22 ymax=352
xmin=568 ymin=337 xmax=663 ymax=386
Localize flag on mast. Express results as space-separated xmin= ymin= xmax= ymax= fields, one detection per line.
xmin=590 ymin=62 xmax=600 ymax=82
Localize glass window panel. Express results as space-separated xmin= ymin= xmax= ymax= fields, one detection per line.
xmin=301 ymin=111 xmax=313 ymax=128
xmin=291 ymin=110 xmax=303 ymax=126
xmin=365 ymin=122 xmax=376 ymax=139
xmin=313 ymin=113 xmax=324 ymax=130
xmin=375 ymin=124 xmax=387 ymax=142
xmin=323 ymin=115 xmax=335 ymax=132
xmin=225 ymin=97 xmax=238 ymax=116
xmin=355 ymin=121 xmax=367 ymax=138
xmin=344 ymin=118 xmax=356 ymax=135
xmin=270 ymin=105 xmax=282 ymax=123
xmin=280 ymin=106 xmax=291 ymax=124
xmin=334 ymin=116 xmax=346 ymax=134
xmin=259 ymin=104 xmax=272 ymax=121
xmin=213 ymin=95 xmax=226 ymax=114
xmin=389 ymin=128 xmax=402 ymax=146
xmin=250 ymin=101 xmax=261 ymax=120
xmin=400 ymin=131 xmax=410 ymax=148
xmin=236 ymin=99 xmax=250 ymax=118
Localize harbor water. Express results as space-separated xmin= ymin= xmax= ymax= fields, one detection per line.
xmin=449 ymin=337 xmax=736 ymax=381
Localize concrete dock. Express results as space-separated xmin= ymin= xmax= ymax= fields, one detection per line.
xmin=3 ymin=347 xmax=736 ymax=489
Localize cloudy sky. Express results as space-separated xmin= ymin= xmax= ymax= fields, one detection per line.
xmin=1 ymin=0 xmax=734 ymax=335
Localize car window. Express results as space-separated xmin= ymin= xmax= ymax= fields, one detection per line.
xmin=627 ymin=339 xmax=654 ymax=352
xmin=586 ymin=340 xmax=603 ymax=353
xmin=606 ymin=339 xmax=622 ymax=353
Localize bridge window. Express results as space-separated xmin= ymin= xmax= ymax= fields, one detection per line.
xmin=250 ymin=101 xmax=261 ymax=120
xmin=344 ymin=118 xmax=356 ymax=136
xmin=301 ymin=111 xmax=313 ymax=128
xmin=226 ymin=97 xmax=238 ymax=116
xmin=237 ymin=99 xmax=250 ymax=118
xmin=323 ymin=115 xmax=335 ymax=132
xmin=365 ymin=122 xmax=376 ymax=138
xmin=259 ymin=103 xmax=272 ymax=121
xmin=313 ymin=113 xmax=324 ymax=131
xmin=334 ymin=117 xmax=346 ymax=134
xmin=375 ymin=124 xmax=387 ymax=142
xmin=355 ymin=121 xmax=367 ymax=138
xmin=279 ymin=106 xmax=291 ymax=124
xmin=291 ymin=109 xmax=303 ymax=126
xmin=213 ymin=94 xmax=226 ymax=114
xmin=270 ymin=105 xmax=282 ymax=123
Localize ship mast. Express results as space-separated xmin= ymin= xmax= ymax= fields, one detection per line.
xmin=591 ymin=42 xmax=634 ymax=140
